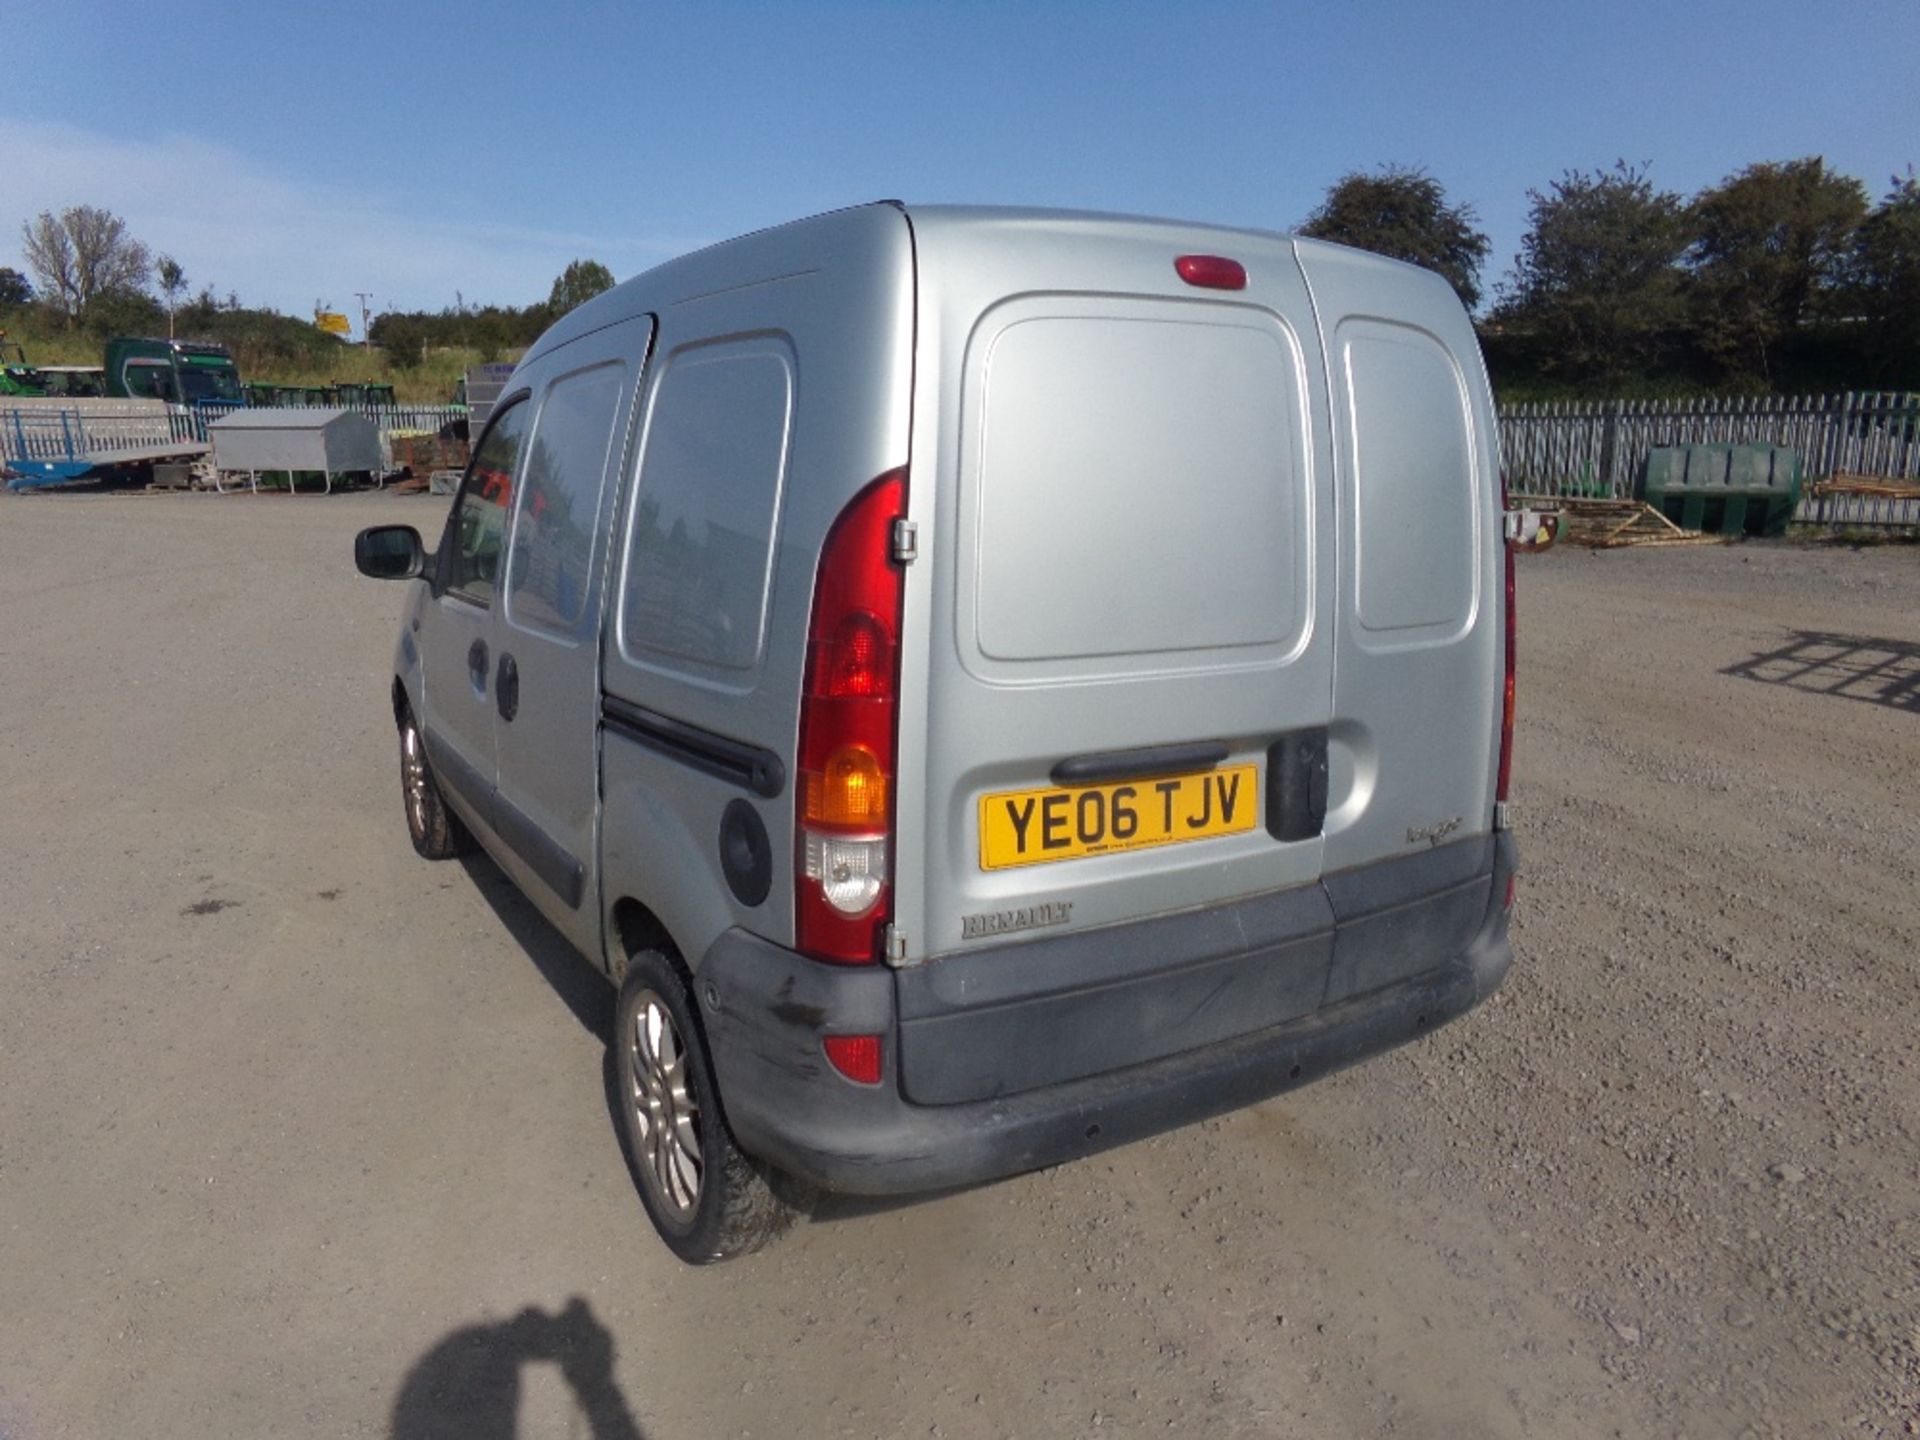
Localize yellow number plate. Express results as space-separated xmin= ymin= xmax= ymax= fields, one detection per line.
xmin=978 ymin=765 xmax=1260 ymax=871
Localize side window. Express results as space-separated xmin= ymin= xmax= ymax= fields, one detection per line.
xmin=619 ymin=338 xmax=794 ymax=673
xmin=504 ymin=363 xmax=627 ymax=640
xmin=443 ymin=398 xmax=529 ymax=605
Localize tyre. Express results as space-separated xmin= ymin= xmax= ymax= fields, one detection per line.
xmin=614 ymin=948 xmax=794 ymax=1263
xmin=399 ymin=708 xmax=475 ymax=860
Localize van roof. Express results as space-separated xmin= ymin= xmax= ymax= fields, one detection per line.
xmin=524 ymin=201 xmax=1438 ymax=367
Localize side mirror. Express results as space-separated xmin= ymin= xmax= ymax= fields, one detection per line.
xmin=354 ymin=524 xmax=428 ymax=580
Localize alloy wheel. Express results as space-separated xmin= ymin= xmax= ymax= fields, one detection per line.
xmin=628 ymin=991 xmax=703 ymax=1220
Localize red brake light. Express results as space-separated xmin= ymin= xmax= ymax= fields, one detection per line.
xmin=826 ymin=611 xmax=891 ymax=698
xmin=823 ymin=1034 xmax=883 ymax=1085
xmin=796 ymin=470 xmax=907 ymax=964
xmin=1175 ymin=255 xmax=1247 ymax=291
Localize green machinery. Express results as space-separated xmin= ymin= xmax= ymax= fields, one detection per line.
xmin=241 ymin=380 xmax=396 ymax=408
xmin=104 ymin=337 xmax=245 ymax=406
xmin=1 ymin=335 xmax=45 ymax=396
xmin=333 ymin=381 xmax=396 ymax=407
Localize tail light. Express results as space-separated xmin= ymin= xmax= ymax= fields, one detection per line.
xmin=796 ymin=470 xmax=908 ymax=963
xmin=1496 ymin=498 xmax=1517 ymax=809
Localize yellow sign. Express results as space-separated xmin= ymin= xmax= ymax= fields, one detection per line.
xmin=979 ymin=765 xmax=1260 ymax=870
xmin=315 ymin=311 xmax=352 ymax=335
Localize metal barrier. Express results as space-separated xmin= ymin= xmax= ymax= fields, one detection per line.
xmin=2 ymin=403 xmax=207 ymax=486
xmin=3 ymin=400 xmax=466 ymax=488
xmin=1500 ymin=392 xmax=1920 ymax=529
xmin=168 ymin=402 xmax=466 ymax=443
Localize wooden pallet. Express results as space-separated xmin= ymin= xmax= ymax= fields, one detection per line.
xmin=1811 ymin=474 xmax=1920 ymax=499
xmin=1512 ymin=497 xmax=1726 ymax=549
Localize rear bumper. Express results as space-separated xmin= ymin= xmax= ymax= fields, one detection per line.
xmin=697 ymin=831 xmax=1516 ymax=1196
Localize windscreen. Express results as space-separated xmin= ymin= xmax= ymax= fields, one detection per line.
xmin=181 ymin=364 xmax=243 ymax=403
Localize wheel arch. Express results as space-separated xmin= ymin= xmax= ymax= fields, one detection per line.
xmin=609 ymin=895 xmax=685 ymax=987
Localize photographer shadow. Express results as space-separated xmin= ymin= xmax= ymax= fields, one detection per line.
xmin=391 ymin=1296 xmax=644 ymax=1440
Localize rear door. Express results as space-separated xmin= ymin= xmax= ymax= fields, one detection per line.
xmin=899 ymin=216 xmax=1337 ymax=958
xmin=1292 ymin=240 xmax=1501 ymax=876
xmin=486 ymin=317 xmax=651 ymax=955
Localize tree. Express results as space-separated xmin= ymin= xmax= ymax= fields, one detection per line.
xmin=0 ymin=267 xmax=31 ymax=307
xmin=548 ymin=259 xmax=615 ymax=316
xmin=1687 ymin=158 xmax=1867 ymax=383
xmin=83 ymin=286 xmax=166 ymax=338
xmin=156 ymin=254 xmax=188 ymax=339
xmin=471 ymin=310 xmax=510 ymax=364
xmin=19 ymin=205 xmax=152 ymax=327
xmin=1300 ymin=166 xmax=1492 ymax=309
xmin=1851 ymin=170 xmax=1920 ymax=382
xmin=1495 ymin=162 xmax=1690 ymax=386
xmin=377 ymin=315 xmax=426 ymax=369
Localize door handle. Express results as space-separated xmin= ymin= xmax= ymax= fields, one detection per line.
xmin=496 ymin=652 xmax=519 ymax=722
xmin=467 ymin=638 xmax=489 ymax=692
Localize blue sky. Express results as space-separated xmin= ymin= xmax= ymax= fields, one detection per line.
xmin=3 ymin=0 xmax=1913 ymax=333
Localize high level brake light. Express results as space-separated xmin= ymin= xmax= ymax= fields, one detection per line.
xmin=796 ymin=470 xmax=908 ymax=964
xmin=1175 ymin=254 xmax=1247 ymax=291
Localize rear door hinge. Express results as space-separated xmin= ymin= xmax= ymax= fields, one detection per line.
xmin=882 ymin=923 xmax=912 ymax=967
xmin=891 ymin=518 xmax=919 ymax=564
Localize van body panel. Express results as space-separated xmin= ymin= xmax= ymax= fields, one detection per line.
xmin=417 ymin=385 xmax=543 ymax=868
xmin=484 ymin=317 xmax=652 ymax=957
xmin=1293 ymin=239 xmax=1503 ymax=877
xmin=895 ymin=210 xmax=1339 ymax=977
xmin=598 ymin=204 xmax=916 ymax=965
xmin=417 ymin=591 xmax=497 ymax=824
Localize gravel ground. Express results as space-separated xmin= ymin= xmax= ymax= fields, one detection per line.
xmin=0 ymin=492 xmax=1915 ymax=1439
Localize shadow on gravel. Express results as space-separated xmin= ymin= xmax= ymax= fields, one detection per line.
xmin=391 ymin=1297 xmax=645 ymax=1440
xmin=455 ymin=855 xmax=967 ymax=1229
xmin=1723 ymin=629 xmax=1920 ymax=713
xmin=458 ymin=854 xmax=614 ymax=1044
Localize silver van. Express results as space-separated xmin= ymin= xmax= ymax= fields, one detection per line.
xmin=354 ymin=203 xmax=1518 ymax=1263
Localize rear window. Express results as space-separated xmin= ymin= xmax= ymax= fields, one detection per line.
xmin=968 ymin=300 xmax=1309 ymax=665
xmin=618 ymin=337 xmax=794 ymax=675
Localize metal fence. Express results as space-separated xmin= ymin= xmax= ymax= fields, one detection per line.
xmin=361 ymin=403 xmax=467 ymax=436
xmin=170 ymin=401 xmax=466 ymax=444
xmin=1500 ymin=392 xmax=1920 ymax=521
xmin=4 ymin=400 xmax=469 ymax=485
xmin=2 ymin=404 xmax=205 ymax=465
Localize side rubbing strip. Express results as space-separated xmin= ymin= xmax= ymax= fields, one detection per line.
xmin=493 ymin=793 xmax=586 ymax=911
xmin=601 ymin=695 xmax=785 ymax=799
xmin=421 ymin=728 xmax=494 ymax=832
